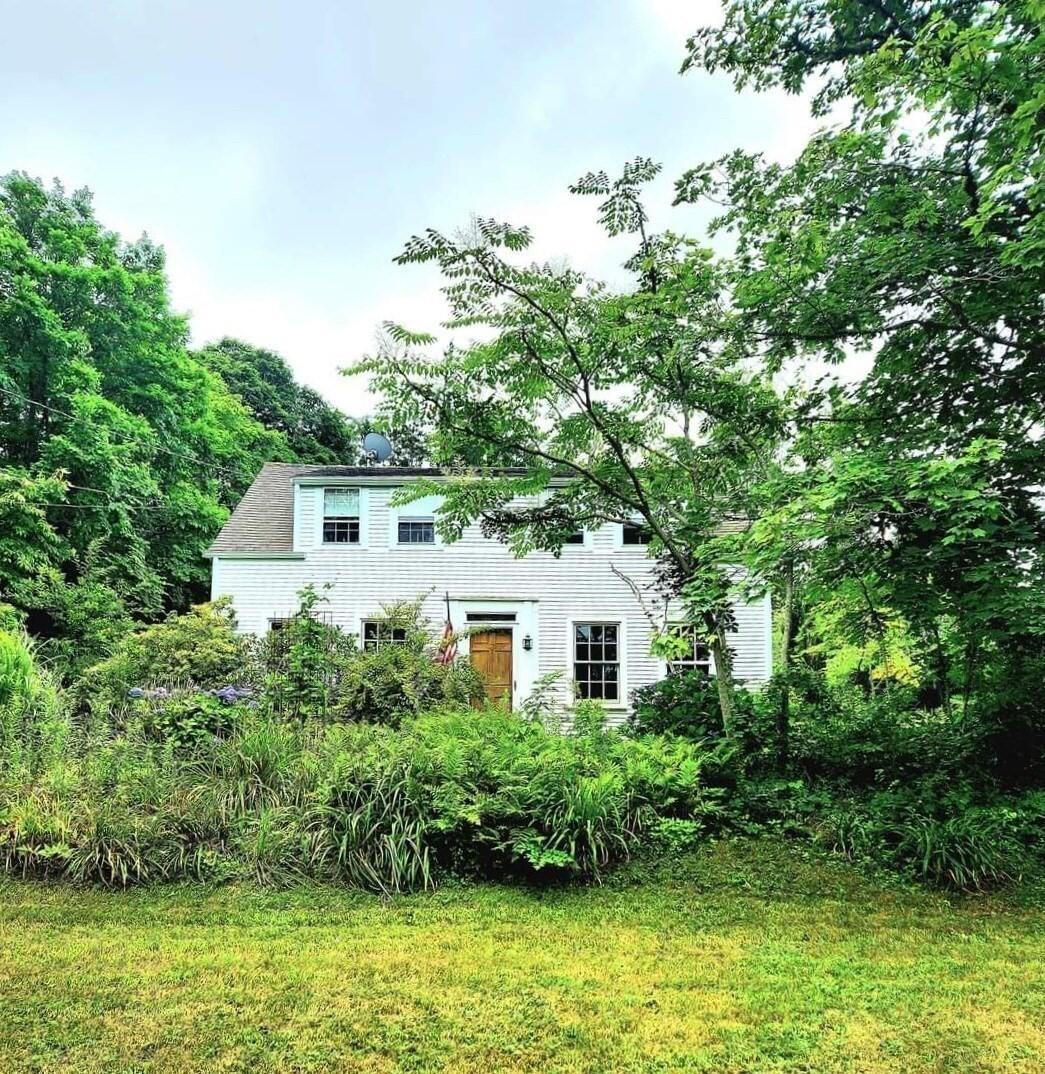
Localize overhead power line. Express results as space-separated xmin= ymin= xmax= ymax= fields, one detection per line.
xmin=31 ymin=502 xmax=175 ymax=511
xmin=0 ymin=383 xmax=247 ymax=482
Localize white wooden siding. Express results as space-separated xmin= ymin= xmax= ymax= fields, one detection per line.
xmin=213 ymin=481 xmax=772 ymax=718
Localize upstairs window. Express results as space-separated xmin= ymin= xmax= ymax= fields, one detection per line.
xmin=565 ymin=530 xmax=585 ymax=545
xmin=573 ymin=622 xmax=620 ymax=702
xmin=666 ymin=623 xmax=712 ymax=676
xmin=323 ymin=488 xmax=360 ymax=544
xmin=621 ymin=522 xmax=652 ymax=546
xmin=397 ymin=518 xmax=435 ymax=544
xmin=362 ymin=620 xmax=408 ymax=651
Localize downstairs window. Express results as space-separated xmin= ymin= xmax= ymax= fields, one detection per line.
xmin=573 ymin=622 xmax=620 ymax=702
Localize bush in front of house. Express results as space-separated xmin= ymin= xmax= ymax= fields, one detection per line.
xmin=330 ymin=641 xmax=485 ymax=725
xmin=0 ymin=698 xmax=714 ymax=892
xmin=74 ymin=598 xmax=256 ymax=722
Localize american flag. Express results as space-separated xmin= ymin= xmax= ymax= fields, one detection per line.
xmin=437 ymin=592 xmax=457 ymax=665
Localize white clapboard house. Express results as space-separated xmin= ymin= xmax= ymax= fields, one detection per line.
xmin=206 ymin=464 xmax=772 ymax=717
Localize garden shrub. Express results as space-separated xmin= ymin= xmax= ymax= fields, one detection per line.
xmin=628 ymin=670 xmax=724 ymax=741
xmin=261 ymin=585 xmax=354 ymax=719
xmin=0 ymin=701 xmax=712 ymax=891
xmin=130 ymin=686 xmax=253 ymax=750
xmin=0 ymin=628 xmax=36 ymax=711
xmin=788 ymin=679 xmax=986 ymax=786
xmin=75 ymin=598 xmax=256 ymax=721
xmin=628 ymin=670 xmax=767 ymax=749
xmin=0 ymin=628 xmax=68 ymax=782
xmin=328 ymin=601 xmax=485 ymax=725
xmin=818 ymin=782 xmax=1037 ymax=891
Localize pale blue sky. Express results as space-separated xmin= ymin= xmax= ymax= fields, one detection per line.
xmin=1 ymin=1 xmax=812 ymax=413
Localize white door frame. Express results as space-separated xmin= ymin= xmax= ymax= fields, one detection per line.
xmin=450 ymin=598 xmax=539 ymax=707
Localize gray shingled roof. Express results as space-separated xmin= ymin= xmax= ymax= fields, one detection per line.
xmin=206 ymin=462 xmax=306 ymax=555
xmin=205 ymin=463 xmax=529 ymax=555
xmin=206 ymin=462 xmax=750 ymax=556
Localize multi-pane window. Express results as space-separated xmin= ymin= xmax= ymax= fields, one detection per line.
xmin=666 ymin=623 xmax=713 ymax=676
xmin=323 ymin=488 xmax=360 ymax=544
xmin=362 ymin=620 xmax=408 ymax=651
xmin=621 ymin=522 xmax=652 ymax=545
xmin=573 ymin=623 xmax=620 ymax=701
xmin=397 ymin=519 xmax=435 ymax=544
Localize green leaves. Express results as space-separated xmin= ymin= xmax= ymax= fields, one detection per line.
xmin=0 ymin=174 xmax=366 ymax=667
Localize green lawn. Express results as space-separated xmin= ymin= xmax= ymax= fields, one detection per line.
xmin=1 ymin=841 xmax=1043 ymax=1074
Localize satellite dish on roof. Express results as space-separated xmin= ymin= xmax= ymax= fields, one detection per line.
xmin=363 ymin=431 xmax=393 ymax=463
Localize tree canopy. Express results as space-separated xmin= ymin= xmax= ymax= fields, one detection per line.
xmin=0 ymin=174 xmax=358 ymax=672
xmin=360 ymin=0 xmax=1045 ymax=754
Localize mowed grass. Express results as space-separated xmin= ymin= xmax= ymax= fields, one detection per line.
xmin=1 ymin=841 xmax=1043 ymax=1074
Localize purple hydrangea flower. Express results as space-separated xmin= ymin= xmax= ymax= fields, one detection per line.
xmin=127 ymin=687 xmax=145 ymax=700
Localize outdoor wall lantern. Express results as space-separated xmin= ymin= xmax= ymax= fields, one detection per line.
xmin=522 ymin=634 xmax=533 ymax=651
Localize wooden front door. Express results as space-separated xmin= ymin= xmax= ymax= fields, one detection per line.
xmin=470 ymin=629 xmax=513 ymax=709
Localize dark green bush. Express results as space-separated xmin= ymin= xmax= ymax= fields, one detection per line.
xmin=818 ymin=783 xmax=1039 ymax=891
xmin=626 ymin=671 xmax=775 ymax=787
xmin=628 ymin=670 xmax=724 ymax=741
xmin=327 ymin=601 xmax=485 ymax=725
xmin=789 ymin=680 xmax=986 ymax=786
xmin=75 ymin=599 xmax=256 ymax=721
xmin=135 ymin=688 xmax=250 ymax=750
xmin=0 ymin=703 xmax=711 ymax=891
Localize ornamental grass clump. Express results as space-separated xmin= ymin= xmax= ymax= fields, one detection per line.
xmin=0 ymin=699 xmax=712 ymax=891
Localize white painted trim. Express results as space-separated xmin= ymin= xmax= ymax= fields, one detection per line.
xmin=450 ymin=598 xmax=539 ymax=708
xmin=560 ymin=527 xmax=594 ymax=552
xmin=612 ymin=520 xmax=653 ymax=552
xmin=292 ymin=481 xmax=303 ymax=551
xmin=565 ymin=615 xmax=628 ymax=711
xmin=387 ymin=493 xmax=445 ymax=550
xmin=204 ymin=552 xmax=306 ymax=561
xmin=293 ymin=475 xmax=576 ymax=488
xmin=655 ymin=620 xmax=717 ymax=680
xmin=316 ymin=485 xmax=369 ymax=550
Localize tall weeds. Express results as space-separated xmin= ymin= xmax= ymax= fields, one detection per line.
xmin=0 ymin=699 xmax=709 ymax=892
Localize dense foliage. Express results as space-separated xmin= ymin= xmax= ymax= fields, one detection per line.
xmin=194 ymin=338 xmax=364 ymax=464
xmin=2 ymin=1 xmax=1044 ymax=899
xmin=0 ymin=175 xmax=369 ymax=675
xmin=0 ymin=615 xmax=710 ymax=891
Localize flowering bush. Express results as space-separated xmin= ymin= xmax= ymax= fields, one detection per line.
xmin=127 ymin=684 xmax=254 ymax=749
xmin=76 ymin=599 xmax=256 ymax=720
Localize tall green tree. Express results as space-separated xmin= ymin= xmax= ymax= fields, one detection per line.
xmin=355 ymin=164 xmax=784 ymax=730
xmin=195 ymin=338 xmax=364 ymax=463
xmin=0 ymin=174 xmax=286 ymax=669
xmin=679 ymin=0 xmax=1045 ymax=750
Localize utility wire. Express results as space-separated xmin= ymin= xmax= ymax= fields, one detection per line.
xmin=0 ymin=383 xmax=248 ymax=482
xmin=31 ymin=502 xmax=172 ymax=511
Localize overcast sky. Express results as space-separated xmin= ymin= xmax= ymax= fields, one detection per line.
xmin=2 ymin=1 xmax=814 ymax=415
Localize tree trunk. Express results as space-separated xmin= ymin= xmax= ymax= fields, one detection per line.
xmin=708 ymin=618 xmax=736 ymax=735
xmin=777 ymin=558 xmax=795 ymax=771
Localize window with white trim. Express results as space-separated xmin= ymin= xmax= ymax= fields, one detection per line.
xmin=621 ymin=522 xmax=652 ymax=545
xmin=565 ymin=529 xmax=585 ymax=545
xmin=666 ymin=623 xmax=713 ymax=676
xmin=323 ymin=488 xmax=360 ymax=544
xmin=573 ymin=622 xmax=620 ymax=701
xmin=397 ymin=518 xmax=435 ymax=544
xmin=362 ymin=620 xmax=408 ymax=651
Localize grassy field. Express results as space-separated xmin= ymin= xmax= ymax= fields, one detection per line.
xmin=1 ymin=841 xmax=1043 ymax=1074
